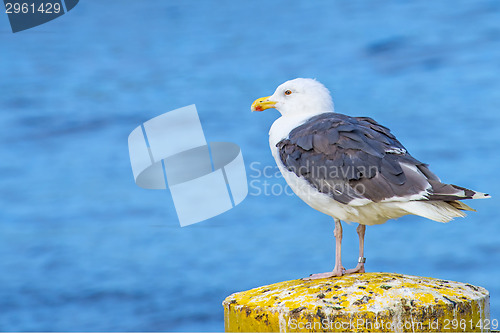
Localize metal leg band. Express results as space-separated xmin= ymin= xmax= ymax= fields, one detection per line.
xmin=358 ymin=257 xmax=366 ymax=263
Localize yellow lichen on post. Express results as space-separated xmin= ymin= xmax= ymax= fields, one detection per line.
xmin=223 ymin=273 xmax=490 ymax=332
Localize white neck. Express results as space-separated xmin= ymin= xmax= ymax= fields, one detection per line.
xmin=269 ymin=110 xmax=333 ymax=147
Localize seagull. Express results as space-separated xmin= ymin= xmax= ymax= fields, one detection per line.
xmin=251 ymin=78 xmax=490 ymax=279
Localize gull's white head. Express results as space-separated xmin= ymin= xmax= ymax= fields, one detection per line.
xmin=251 ymin=78 xmax=334 ymax=116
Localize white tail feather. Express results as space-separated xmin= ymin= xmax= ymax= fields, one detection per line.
xmin=397 ymin=201 xmax=466 ymax=223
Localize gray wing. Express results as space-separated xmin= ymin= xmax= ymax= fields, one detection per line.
xmin=277 ymin=113 xmax=476 ymax=205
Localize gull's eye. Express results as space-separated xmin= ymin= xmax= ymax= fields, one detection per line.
xmin=284 ymin=90 xmax=292 ymax=96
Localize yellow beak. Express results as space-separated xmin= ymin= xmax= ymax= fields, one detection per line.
xmin=251 ymin=96 xmax=276 ymax=112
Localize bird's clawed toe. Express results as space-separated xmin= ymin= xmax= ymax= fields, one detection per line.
xmin=305 ymin=263 xmax=365 ymax=280
xmin=304 ymin=266 xmax=345 ymax=280
xmin=304 ymin=271 xmax=340 ymax=280
xmin=345 ymin=263 xmax=365 ymax=274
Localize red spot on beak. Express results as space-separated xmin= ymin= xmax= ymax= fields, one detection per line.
xmin=255 ymin=105 xmax=263 ymax=112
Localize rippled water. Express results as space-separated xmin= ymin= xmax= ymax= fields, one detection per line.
xmin=1 ymin=0 xmax=499 ymax=331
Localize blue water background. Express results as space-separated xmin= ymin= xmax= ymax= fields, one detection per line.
xmin=1 ymin=1 xmax=499 ymax=331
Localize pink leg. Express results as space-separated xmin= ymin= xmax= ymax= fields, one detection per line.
xmin=305 ymin=219 xmax=345 ymax=280
xmin=345 ymin=224 xmax=366 ymax=274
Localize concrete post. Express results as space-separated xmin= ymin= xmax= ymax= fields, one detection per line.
xmin=223 ymin=272 xmax=490 ymax=332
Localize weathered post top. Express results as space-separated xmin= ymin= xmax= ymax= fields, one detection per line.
xmin=223 ymin=272 xmax=490 ymax=332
